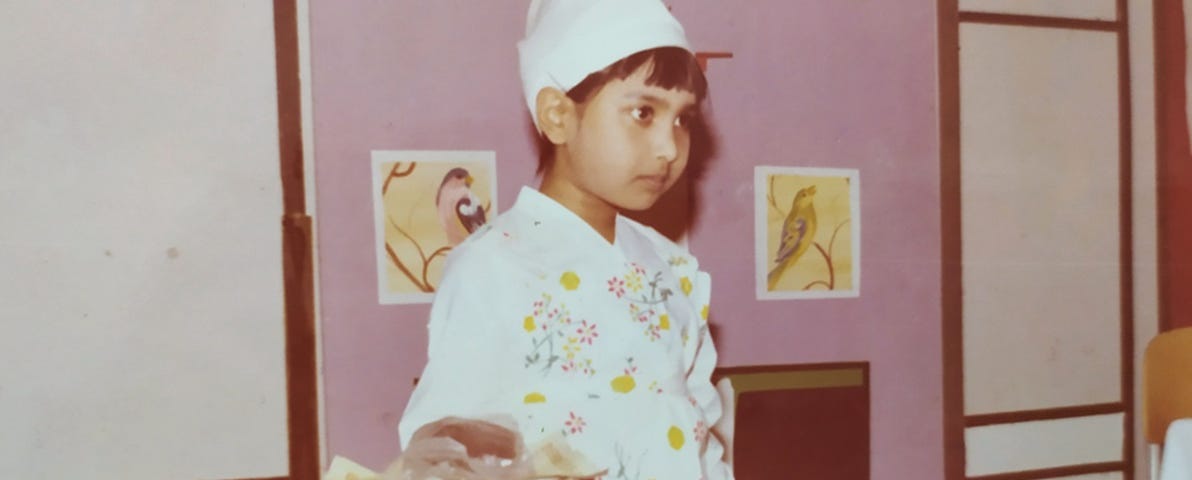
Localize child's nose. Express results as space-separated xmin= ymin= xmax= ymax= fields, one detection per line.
xmin=652 ymin=126 xmax=679 ymax=163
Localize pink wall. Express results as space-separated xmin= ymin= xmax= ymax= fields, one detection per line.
xmin=309 ymin=1 xmax=942 ymax=478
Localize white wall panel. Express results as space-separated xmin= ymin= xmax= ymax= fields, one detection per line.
xmin=0 ymin=2 xmax=289 ymax=478
xmin=961 ymin=24 xmax=1123 ymax=414
xmin=966 ymin=414 xmax=1124 ymax=476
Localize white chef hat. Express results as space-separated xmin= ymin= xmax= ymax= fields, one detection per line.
xmin=517 ymin=0 xmax=693 ymax=129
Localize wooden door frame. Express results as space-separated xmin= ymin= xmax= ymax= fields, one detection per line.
xmin=272 ymin=1 xmax=321 ymax=479
xmin=222 ymin=3 xmax=319 ymax=480
xmin=939 ymin=2 xmax=1137 ymax=478
xmin=1156 ymin=0 xmax=1192 ymax=333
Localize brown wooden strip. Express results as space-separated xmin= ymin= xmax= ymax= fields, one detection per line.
xmin=714 ymin=361 xmax=867 ymax=377
xmin=937 ymin=1 xmax=964 ymax=479
xmin=958 ymin=11 xmax=1120 ymax=31
xmin=1155 ymin=0 xmax=1192 ymax=332
xmin=965 ymin=403 xmax=1123 ymax=427
xmin=1113 ymin=0 xmax=1135 ymax=477
xmin=273 ymin=1 xmax=320 ymax=480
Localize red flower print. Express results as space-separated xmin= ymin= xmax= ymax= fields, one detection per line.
xmin=607 ymin=277 xmax=626 ymax=298
xmin=576 ymin=320 xmax=598 ymax=345
xmin=565 ymin=412 xmax=586 ymax=434
xmin=694 ymin=421 xmax=709 ymax=444
xmin=645 ymin=324 xmax=661 ymax=340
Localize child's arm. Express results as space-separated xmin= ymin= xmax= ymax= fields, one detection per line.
xmin=683 ymin=269 xmax=736 ymax=479
xmin=398 ymin=242 xmax=529 ymax=450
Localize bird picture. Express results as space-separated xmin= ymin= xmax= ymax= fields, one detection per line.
xmin=767 ymin=184 xmax=818 ymax=290
xmin=436 ymin=167 xmax=488 ymax=246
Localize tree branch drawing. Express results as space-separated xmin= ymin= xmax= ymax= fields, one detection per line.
xmin=386 ymin=215 xmax=452 ymax=292
xmin=382 ymin=162 xmax=415 ymax=194
xmin=767 ymin=175 xmax=782 ymax=218
xmin=802 ymin=218 xmax=850 ymax=291
xmin=380 ymin=161 xmax=453 ymax=293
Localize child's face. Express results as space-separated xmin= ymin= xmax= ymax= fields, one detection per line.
xmin=561 ymin=64 xmax=699 ymax=211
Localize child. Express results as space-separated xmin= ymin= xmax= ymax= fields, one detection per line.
xmin=398 ymin=1 xmax=733 ymax=478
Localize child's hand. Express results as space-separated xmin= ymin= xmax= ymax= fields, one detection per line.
xmin=421 ymin=416 xmax=521 ymax=461
xmin=384 ymin=416 xmax=530 ymax=480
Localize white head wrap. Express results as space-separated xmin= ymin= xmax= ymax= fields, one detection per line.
xmin=517 ymin=0 xmax=693 ymax=128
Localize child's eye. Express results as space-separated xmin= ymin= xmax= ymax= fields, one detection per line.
xmin=631 ymin=106 xmax=654 ymax=122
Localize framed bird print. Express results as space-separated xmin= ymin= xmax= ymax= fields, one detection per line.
xmin=371 ymin=150 xmax=497 ymax=304
xmin=755 ymin=166 xmax=861 ymax=300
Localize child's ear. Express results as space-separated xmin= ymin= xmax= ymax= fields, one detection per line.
xmin=535 ymin=87 xmax=576 ymax=145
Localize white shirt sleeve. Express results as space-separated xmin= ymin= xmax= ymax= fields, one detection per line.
xmin=685 ymin=269 xmax=736 ymax=479
xmin=397 ymin=244 xmax=530 ymax=449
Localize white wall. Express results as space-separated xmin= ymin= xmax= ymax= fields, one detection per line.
xmin=0 ymin=2 xmax=289 ymax=478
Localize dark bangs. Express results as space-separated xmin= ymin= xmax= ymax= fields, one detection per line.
xmin=566 ymin=46 xmax=708 ymax=104
xmin=533 ymin=46 xmax=712 ymax=175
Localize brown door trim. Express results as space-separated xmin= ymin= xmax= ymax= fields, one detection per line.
xmin=1114 ymin=1 xmax=1135 ymax=477
xmin=957 ymin=11 xmax=1120 ymax=31
xmin=1155 ymin=0 xmax=1192 ymax=333
xmin=938 ymin=0 xmax=964 ymax=478
xmin=965 ymin=402 xmax=1124 ymax=427
xmin=273 ymin=0 xmax=320 ymax=479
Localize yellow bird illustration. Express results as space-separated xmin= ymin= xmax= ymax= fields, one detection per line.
xmin=767 ymin=185 xmax=817 ymax=290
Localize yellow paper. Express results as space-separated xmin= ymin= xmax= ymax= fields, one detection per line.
xmin=323 ymin=455 xmax=379 ymax=480
xmin=525 ymin=433 xmax=606 ymax=479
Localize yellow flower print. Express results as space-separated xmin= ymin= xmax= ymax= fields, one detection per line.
xmin=668 ymin=426 xmax=685 ymax=450
xmin=625 ymin=271 xmax=644 ymax=293
xmin=658 ymin=314 xmax=670 ymax=331
xmin=680 ymin=276 xmax=693 ymax=296
xmin=523 ymin=316 xmax=536 ymax=332
xmin=560 ymin=271 xmax=581 ymax=291
xmin=701 ymin=304 xmax=709 ymax=321
xmin=562 ymin=337 xmax=580 ymax=360
xmin=524 ymin=392 xmax=546 ymax=404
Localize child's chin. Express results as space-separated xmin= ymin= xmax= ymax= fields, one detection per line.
xmin=614 ymin=194 xmax=663 ymax=212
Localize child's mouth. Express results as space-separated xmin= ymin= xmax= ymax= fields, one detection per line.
xmin=638 ymin=174 xmax=669 ymax=190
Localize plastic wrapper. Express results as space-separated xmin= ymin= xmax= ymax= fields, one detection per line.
xmin=381 ymin=416 xmax=605 ymax=480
